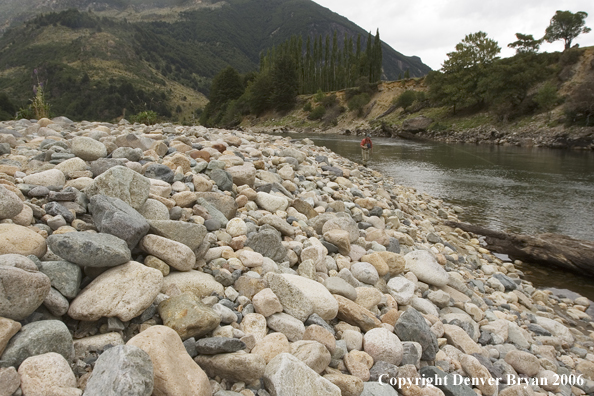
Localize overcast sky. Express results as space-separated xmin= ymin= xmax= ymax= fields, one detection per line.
xmin=312 ymin=0 xmax=594 ymax=70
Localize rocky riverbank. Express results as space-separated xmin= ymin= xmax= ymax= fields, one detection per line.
xmin=1 ymin=117 xmax=594 ymax=396
xmin=404 ymin=124 xmax=594 ymax=150
xmin=252 ymin=122 xmax=594 ymax=150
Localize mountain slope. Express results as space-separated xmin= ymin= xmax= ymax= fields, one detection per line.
xmin=0 ymin=0 xmax=432 ymax=122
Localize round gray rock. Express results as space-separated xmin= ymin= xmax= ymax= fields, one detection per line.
xmin=47 ymin=232 xmax=131 ymax=268
xmin=85 ymin=166 xmax=151 ymax=209
xmin=89 ymin=195 xmax=150 ymax=249
xmin=350 ymin=262 xmax=379 ymax=285
xmin=38 ymin=261 xmax=82 ymax=299
xmin=246 ymin=226 xmax=286 ymax=262
xmin=83 ymin=345 xmax=154 ymax=396
xmin=1 ymin=320 xmax=73 ymax=368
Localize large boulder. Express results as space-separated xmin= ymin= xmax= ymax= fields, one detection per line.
xmin=89 ymin=195 xmax=150 ymax=249
xmin=266 ymin=273 xmax=338 ymax=322
xmin=402 ymin=116 xmax=433 ymax=132
xmin=85 ymin=166 xmax=150 ymax=209
xmin=148 ymin=220 xmax=207 ymax=251
xmin=158 ymin=293 xmax=221 ymax=340
xmin=0 ymin=265 xmax=51 ymax=320
xmin=0 ymin=224 xmax=47 ymax=257
xmin=18 ymin=352 xmax=82 ymax=396
xmin=83 ymin=345 xmax=153 ymax=396
xmin=71 ymin=136 xmax=107 ymax=161
xmin=394 ymin=307 xmax=439 ymax=361
xmin=263 ymin=353 xmax=341 ymax=396
xmin=47 ymin=232 xmax=131 ymax=268
xmin=0 ymin=185 xmax=23 ymax=220
xmin=1 ymin=320 xmax=73 ymax=368
xmin=68 ymin=261 xmax=163 ymax=321
xmin=404 ymin=250 xmax=449 ymax=287
xmin=23 ymin=169 xmax=65 ymax=188
xmin=127 ymin=326 xmax=211 ymax=396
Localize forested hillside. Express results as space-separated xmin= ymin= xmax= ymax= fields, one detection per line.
xmin=0 ymin=0 xmax=431 ymax=122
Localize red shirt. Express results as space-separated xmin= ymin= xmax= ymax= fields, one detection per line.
xmin=360 ymin=137 xmax=372 ymax=148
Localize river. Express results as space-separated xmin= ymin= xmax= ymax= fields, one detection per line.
xmin=283 ymin=133 xmax=594 ymax=301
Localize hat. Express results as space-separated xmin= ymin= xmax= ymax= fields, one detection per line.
xmin=366 ymin=133 xmax=371 ymax=137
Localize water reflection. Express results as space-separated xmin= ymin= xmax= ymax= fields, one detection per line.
xmin=289 ymin=133 xmax=594 ymax=242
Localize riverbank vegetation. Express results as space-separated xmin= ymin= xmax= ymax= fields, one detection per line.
xmin=240 ymin=11 xmax=593 ymax=139
xmin=199 ymin=31 xmax=383 ymax=127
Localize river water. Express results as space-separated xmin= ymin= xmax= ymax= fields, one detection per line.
xmin=283 ymin=133 xmax=594 ymax=300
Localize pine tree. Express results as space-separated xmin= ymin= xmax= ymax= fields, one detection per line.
xmin=372 ymin=29 xmax=383 ymax=82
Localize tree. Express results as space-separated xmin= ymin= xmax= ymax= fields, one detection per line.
xmin=200 ymin=66 xmax=244 ymax=126
xmin=544 ymin=10 xmax=591 ymax=50
xmin=246 ymin=72 xmax=273 ymax=116
xmin=271 ymin=55 xmax=298 ymax=112
xmin=433 ymin=32 xmax=501 ymax=113
xmin=442 ymin=31 xmax=501 ymax=73
xmin=395 ymin=90 xmax=416 ymax=111
xmin=508 ymin=33 xmax=542 ymax=54
xmin=208 ymin=66 xmax=244 ymax=109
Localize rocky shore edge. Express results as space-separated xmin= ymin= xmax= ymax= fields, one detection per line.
xmin=1 ymin=116 xmax=594 ymax=396
xmin=254 ymin=123 xmax=594 ymax=150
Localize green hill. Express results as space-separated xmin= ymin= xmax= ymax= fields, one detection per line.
xmin=0 ymin=0 xmax=431 ymax=122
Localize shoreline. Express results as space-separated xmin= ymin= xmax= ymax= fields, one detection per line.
xmin=248 ymin=123 xmax=594 ymax=150
xmin=1 ymin=117 xmax=594 ymax=395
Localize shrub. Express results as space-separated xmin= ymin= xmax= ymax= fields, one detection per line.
xmin=303 ymin=101 xmax=312 ymax=112
xmin=347 ymin=93 xmax=371 ymax=116
xmin=308 ymin=105 xmax=326 ymax=120
xmin=130 ymin=110 xmax=158 ymax=125
xmin=313 ymin=89 xmax=325 ymax=103
xmin=394 ymin=90 xmax=417 ymax=111
xmin=321 ymin=93 xmax=337 ymax=108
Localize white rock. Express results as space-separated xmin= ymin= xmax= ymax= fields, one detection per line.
xmin=23 ymin=169 xmax=65 ymax=188
xmin=363 ymin=327 xmax=403 ymax=366
xmin=387 ymin=277 xmax=415 ymax=305
xmin=255 ymin=192 xmax=289 ymax=212
xmin=18 ymin=352 xmax=82 ymax=396
xmin=264 ymin=353 xmax=341 ymax=396
xmin=404 ymin=250 xmax=449 ymax=287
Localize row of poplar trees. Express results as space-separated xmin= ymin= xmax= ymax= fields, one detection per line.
xmin=261 ymin=30 xmax=383 ymax=95
xmin=200 ymin=30 xmax=383 ymax=127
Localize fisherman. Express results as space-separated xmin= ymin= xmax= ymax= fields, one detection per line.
xmin=360 ymin=133 xmax=373 ymax=164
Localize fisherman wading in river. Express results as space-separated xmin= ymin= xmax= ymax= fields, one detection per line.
xmin=360 ymin=134 xmax=373 ymax=165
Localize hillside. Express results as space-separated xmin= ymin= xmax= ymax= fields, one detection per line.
xmin=246 ymin=47 xmax=594 ymax=150
xmin=0 ymin=0 xmax=431 ymax=122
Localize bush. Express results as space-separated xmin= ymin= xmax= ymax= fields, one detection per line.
xmin=313 ymin=89 xmax=325 ymax=103
xmin=347 ymin=93 xmax=371 ymax=116
xmin=303 ymin=101 xmax=312 ymax=112
xmin=321 ymin=94 xmax=337 ymax=108
xmin=394 ymin=90 xmax=416 ymax=111
xmin=130 ymin=110 xmax=158 ymax=125
xmin=308 ymin=105 xmax=326 ymax=120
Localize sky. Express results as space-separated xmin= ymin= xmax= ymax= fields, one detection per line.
xmin=311 ymin=0 xmax=594 ymax=70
